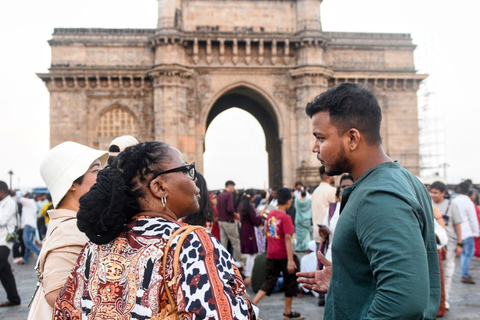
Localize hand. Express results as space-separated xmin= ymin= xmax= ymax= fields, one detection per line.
xmin=456 ymin=246 xmax=462 ymax=257
xmin=296 ymin=251 xmax=332 ymax=293
xmin=287 ymin=259 xmax=296 ymax=274
xmin=233 ymin=212 xmax=241 ymax=220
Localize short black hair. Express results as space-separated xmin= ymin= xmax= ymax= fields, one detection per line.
xmin=271 ymin=185 xmax=281 ymax=191
xmin=0 ymin=181 xmax=8 ymax=193
xmin=319 ymin=166 xmax=326 ymax=177
xmin=430 ymin=181 xmax=446 ymax=193
xmin=73 ymin=174 xmax=85 ymax=186
xmin=277 ymin=187 xmax=292 ymax=205
xmin=305 ymin=82 xmax=382 ymax=145
xmin=340 ymin=174 xmax=354 ymax=184
xmin=225 ymin=180 xmax=235 ymax=187
xmin=108 ymin=145 xmax=121 ymax=153
xmin=458 ymin=181 xmax=470 ymax=194
xmin=295 ymin=181 xmax=303 ymax=187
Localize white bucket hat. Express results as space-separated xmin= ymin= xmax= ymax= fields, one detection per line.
xmin=108 ymin=135 xmax=139 ymax=157
xmin=40 ymin=141 xmax=109 ymax=208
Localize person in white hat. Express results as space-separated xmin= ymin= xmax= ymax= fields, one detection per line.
xmin=107 ymin=135 xmax=139 ymax=166
xmin=28 ymin=141 xmax=108 ymax=320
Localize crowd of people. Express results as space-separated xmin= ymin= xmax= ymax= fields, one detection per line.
xmin=0 ymin=83 xmax=479 ymax=319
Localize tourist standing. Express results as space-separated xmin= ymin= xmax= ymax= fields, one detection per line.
xmin=27 ymin=142 xmax=108 ymax=319
xmin=320 ymin=174 xmax=354 ymax=262
xmin=217 ymin=180 xmax=242 ymax=262
xmin=297 ymin=83 xmax=440 ymax=319
xmin=209 ymin=193 xmax=221 ymax=241
xmin=238 ymin=189 xmax=263 ymax=285
xmin=18 ymin=192 xmax=41 ymax=264
xmin=293 ymin=182 xmax=311 ymax=200
xmin=294 ymin=188 xmax=312 ymax=251
xmin=0 ymin=181 xmax=21 ymax=307
xmin=35 ymin=194 xmax=49 ymax=239
xmin=430 ymin=181 xmax=463 ymax=309
xmin=310 ymin=166 xmax=335 ymax=245
xmin=453 ymin=181 xmax=479 ymax=284
xmin=468 ymin=190 xmax=480 ymax=258
xmin=252 ymin=187 xmax=303 ymax=320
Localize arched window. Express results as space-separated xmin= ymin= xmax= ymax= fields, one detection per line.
xmin=95 ymin=107 xmax=138 ymax=149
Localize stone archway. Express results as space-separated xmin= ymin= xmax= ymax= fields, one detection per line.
xmin=206 ymin=86 xmax=282 ymax=187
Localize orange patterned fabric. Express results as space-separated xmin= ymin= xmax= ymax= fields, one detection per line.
xmin=53 ymin=216 xmax=256 ymax=320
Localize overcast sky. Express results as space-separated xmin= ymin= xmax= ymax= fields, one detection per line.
xmin=0 ymin=0 xmax=478 ymax=190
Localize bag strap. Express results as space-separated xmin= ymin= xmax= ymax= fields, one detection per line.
xmin=28 ymin=216 xmax=77 ymax=308
xmin=445 ymin=199 xmax=452 ymax=216
xmin=162 ymin=225 xmax=205 ymax=311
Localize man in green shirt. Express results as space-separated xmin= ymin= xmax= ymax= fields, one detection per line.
xmin=297 ymin=83 xmax=440 ymax=319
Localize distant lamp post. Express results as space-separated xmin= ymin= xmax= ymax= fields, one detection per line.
xmin=7 ymin=170 xmax=14 ymax=190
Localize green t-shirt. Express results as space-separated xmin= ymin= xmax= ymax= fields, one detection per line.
xmin=325 ymin=162 xmax=440 ymax=320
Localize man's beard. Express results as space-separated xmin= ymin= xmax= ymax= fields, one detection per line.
xmin=325 ymin=143 xmax=350 ymax=176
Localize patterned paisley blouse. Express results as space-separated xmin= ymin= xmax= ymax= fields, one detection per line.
xmin=53 ymin=216 xmax=256 ymax=320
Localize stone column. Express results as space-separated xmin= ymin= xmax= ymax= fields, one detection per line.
xmin=157 ymin=0 xmax=182 ymax=30
xmin=377 ymin=85 xmax=421 ymax=175
xmin=47 ymin=79 xmax=89 ymax=148
xmin=290 ymin=67 xmax=333 ymax=186
xmin=151 ymin=69 xmax=195 ymax=162
xmin=296 ymin=0 xmax=323 ymax=31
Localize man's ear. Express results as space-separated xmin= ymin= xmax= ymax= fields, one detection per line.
xmin=69 ymin=184 xmax=77 ymax=192
xmin=347 ymin=128 xmax=361 ymax=151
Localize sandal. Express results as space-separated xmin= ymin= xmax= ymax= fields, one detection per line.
xmin=283 ymin=311 xmax=305 ymax=320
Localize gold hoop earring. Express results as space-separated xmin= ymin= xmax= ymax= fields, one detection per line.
xmin=161 ymin=196 xmax=167 ymax=208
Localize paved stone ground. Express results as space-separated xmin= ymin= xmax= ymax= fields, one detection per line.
xmin=1 ymin=255 xmax=479 ymax=319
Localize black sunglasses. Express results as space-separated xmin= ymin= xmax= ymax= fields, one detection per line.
xmin=148 ymin=162 xmax=196 ymax=188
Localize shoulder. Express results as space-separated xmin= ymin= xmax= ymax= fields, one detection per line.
xmin=3 ymin=197 xmax=16 ymax=209
xmin=46 ymin=219 xmax=88 ymax=247
xmin=355 ymin=187 xmax=420 ymax=210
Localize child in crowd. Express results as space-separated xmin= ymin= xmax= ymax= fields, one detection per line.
xmin=252 ymin=188 xmax=303 ymax=320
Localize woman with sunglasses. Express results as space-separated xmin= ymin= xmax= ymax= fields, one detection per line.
xmin=53 ymin=142 xmax=257 ymax=320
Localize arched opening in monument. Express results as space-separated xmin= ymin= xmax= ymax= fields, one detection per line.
xmin=204 ymin=87 xmax=282 ymax=189
xmin=204 ymin=108 xmax=268 ymax=190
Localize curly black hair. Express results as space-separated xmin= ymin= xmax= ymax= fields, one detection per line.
xmin=77 ymin=141 xmax=171 ymax=244
xmin=238 ymin=189 xmax=255 ymax=220
xmin=182 ymin=173 xmax=216 ymax=227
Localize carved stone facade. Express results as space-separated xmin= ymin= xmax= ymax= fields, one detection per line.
xmin=38 ymin=0 xmax=426 ymax=187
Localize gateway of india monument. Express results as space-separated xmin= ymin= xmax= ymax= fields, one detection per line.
xmin=37 ymin=0 xmax=426 ymax=187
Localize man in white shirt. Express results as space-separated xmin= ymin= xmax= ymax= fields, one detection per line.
xmin=453 ymin=181 xmax=480 ymax=284
xmin=311 ymin=166 xmax=336 ymax=244
xmin=0 ymin=181 xmax=21 ymax=307
xmin=18 ymin=192 xmax=41 ymax=264
xmin=430 ymin=181 xmax=462 ymax=308
xmin=293 ymin=182 xmax=311 ymax=200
